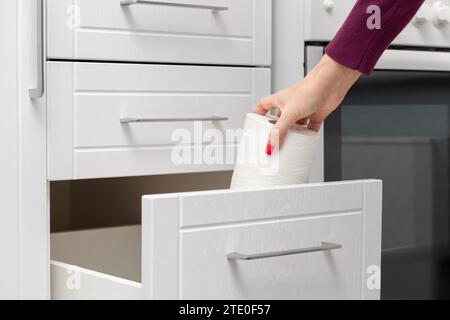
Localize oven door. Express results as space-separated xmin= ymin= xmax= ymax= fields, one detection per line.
xmin=306 ymin=45 xmax=450 ymax=299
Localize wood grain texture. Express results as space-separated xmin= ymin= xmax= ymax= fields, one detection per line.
xmin=47 ymin=0 xmax=272 ymax=66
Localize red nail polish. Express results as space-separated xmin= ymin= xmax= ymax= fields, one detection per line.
xmin=266 ymin=144 xmax=273 ymax=156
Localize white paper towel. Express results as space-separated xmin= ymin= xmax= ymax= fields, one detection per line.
xmin=230 ymin=113 xmax=320 ymax=189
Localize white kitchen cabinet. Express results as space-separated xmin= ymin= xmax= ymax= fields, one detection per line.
xmin=47 ymin=0 xmax=272 ymax=66
xmin=47 ymin=62 xmax=270 ymax=180
xmin=2 ymin=0 xmax=383 ymax=301
xmin=51 ymin=180 xmax=382 ymax=300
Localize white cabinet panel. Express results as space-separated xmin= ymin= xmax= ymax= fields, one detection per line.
xmin=47 ymin=0 xmax=272 ymax=65
xmin=142 ymin=180 xmax=382 ymax=300
xmin=179 ymin=213 xmax=362 ymax=299
xmin=47 ymin=62 xmax=271 ymax=180
xmin=1 ymin=0 xmax=49 ymax=299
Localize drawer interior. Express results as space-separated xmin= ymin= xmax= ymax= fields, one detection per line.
xmin=51 ymin=226 xmax=141 ymax=282
xmin=51 ymin=171 xmax=232 ymax=232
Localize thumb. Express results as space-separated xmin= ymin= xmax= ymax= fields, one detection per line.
xmin=266 ymin=109 xmax=298 ymax=155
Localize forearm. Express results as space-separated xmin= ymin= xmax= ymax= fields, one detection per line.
xmin=326 ymin=0 xmax=425 ymax=75
xmin=306 ymin=54 xmax=361 ymax=110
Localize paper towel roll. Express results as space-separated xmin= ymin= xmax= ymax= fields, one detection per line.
xmin=230 ymin=113 xmax=320 ymax=189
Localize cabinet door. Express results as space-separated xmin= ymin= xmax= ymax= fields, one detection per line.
xmin=142 ymin=180 xmax=382 ymax=300
xmin=47 ymin=0 xmax=271 ymax=66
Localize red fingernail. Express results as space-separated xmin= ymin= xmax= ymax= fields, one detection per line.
xmin=266 ymin=144 xmax=274 ymax=156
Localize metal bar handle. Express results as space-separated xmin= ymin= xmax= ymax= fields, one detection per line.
xmin=120 ymin=116 xmax=229 ymax=123
xmin=29 ymin=0 xmax=44 ymax=99
xmin=227 ymin=242 xmax=342 ymax=261
xmin=120 ymin=0 xmax=229 ymax=12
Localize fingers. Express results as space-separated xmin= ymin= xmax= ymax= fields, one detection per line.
xmin=267 ymin=109 xmax=299 ymax=154
xmin=253 ymin=95 xmax=279 ymax=116
xmin=297 ymin=118 xmax=308 ymax=126
xmin=307 ymin=119 xmax=322 ymax=132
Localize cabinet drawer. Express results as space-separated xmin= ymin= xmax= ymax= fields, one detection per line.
xmin=179 ymin=213 xmax=361 ymax=299
xmin=47 ymin=0 xmax=271 ymax=66
xmin=51 ymin=180 xmax=382 ymax=300
xmin=47 ymin=62 xmax=271 ymax=180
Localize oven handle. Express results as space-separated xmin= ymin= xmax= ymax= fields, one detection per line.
xmin=307 ymin=45 xmax=450 ymax=73
xmin=374 ymin=49 xmax=450 ymax=72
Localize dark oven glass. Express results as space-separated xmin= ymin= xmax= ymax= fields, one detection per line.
xmin=325 ymin=70 xmax=450 ymax=300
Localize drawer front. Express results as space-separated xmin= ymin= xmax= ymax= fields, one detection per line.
xmin=47 ymin=62 xmax=271 ymax=180
xmin=180 ymin=214 xmax=361 ymax=299
xmin=47 ymin=0 xmax=271 ymax=65
xmin=142 ymin=180 xmax=383 ymax=300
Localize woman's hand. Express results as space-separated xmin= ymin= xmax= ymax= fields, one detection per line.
xmin=253 ymin=54 xmax=361 ymax=155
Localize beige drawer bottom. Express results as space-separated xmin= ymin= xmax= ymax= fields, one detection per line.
xmin=51 ymin=226 xmax=142 ymax=300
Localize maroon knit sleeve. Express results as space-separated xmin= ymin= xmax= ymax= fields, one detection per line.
xmin=325 ymin=0 xmax=425 ymax=75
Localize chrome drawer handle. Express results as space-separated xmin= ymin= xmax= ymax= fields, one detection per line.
xmin=120 ymin=0 xmax=229 ymax=12
xmin=227 ymin=242 xmax=342 ymax=261
xmin=29 ymin=0 xmax=44 ymax=99
xmin=120 ymin=116 xmax=229 ymax=123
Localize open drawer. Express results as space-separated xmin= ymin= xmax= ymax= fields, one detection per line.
xmin=51 ymin=179 xmax=382 ymax=300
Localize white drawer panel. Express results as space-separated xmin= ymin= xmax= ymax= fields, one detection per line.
xmin=180 ymin=213 xmax=362 ymax=299
xmin=142 ymin=180 xmax=383 ymax=300
xmin=179 ymin=181 xmax=364 ymax=227
xmin=47 ymin=0 xmax=272 ymax=65
xmin=47 ymin=62 xmax=271 ymax=180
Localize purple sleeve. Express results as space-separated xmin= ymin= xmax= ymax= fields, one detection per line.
xmin=325 ymin=0 xmax=425 ymax=75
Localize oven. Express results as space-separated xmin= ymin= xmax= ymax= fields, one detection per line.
xmin=302 ymin=0 xmax=450 ymax=299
